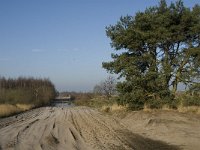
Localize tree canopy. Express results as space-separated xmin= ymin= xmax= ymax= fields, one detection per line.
xmin=103 ymin=0 xmax=200 ymax=109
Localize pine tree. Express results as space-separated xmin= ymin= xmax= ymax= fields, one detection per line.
xmin=103 ymin=0 xmax=200 ymax=109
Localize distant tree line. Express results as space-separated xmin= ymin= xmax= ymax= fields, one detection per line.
xmin=0 ymin=77 xmax=56 ymax=106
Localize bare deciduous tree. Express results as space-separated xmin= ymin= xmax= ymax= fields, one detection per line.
xmin=93 ymin=76 xmax=116 ymax=99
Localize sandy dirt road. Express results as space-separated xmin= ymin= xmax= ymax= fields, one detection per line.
xmin=0 ymin=106 xmax=178 ymax=150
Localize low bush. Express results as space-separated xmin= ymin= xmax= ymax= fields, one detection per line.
xmin=180 ymin=95 xmax=200 ymax=106
xmin=74 ymin=94 xmax=117 ymax=109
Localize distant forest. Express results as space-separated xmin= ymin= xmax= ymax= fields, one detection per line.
xmin=0 ymin=77 xmax=56 ymax=106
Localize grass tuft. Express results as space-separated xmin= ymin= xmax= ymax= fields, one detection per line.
xmin=177 ymin=105 xmax=200 ymax=114
xmin=101 ymin=103 xmax=127 ymax=113
xmin=143 ymin=103 xmax=152 ymax=112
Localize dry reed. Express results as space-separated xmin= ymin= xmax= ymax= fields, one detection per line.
xmin=0 ymin=104 xmax=34 ymax=117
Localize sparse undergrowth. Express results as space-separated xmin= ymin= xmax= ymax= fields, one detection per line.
xmin=74 ymin=95 xmax=128 ymax=113
xmin=74 ymin=94 xmax=200 ymax=115
xmin=74 ymin=96 xmax=114 ymax=108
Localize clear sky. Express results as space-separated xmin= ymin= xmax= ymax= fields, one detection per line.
xmin=0 ymin=0 xmax=199 ymax=92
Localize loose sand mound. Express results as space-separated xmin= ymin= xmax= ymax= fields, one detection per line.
xmin=0 ymin=107 xmax=178 ymax=150
xmin=121 ymin=110 xmax=200 ymax=150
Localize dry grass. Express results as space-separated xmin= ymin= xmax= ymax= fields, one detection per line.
xmin=177 ymin=105 xmax=200 ymax=114
xmin=142 ymin=103 xmax=200 ymax=115
xmin=161 ymin=104 xmax=172 ymax=110
xmin=101 ymin=103 xmax=127 ymax=113
xmin=0 ymin=104 xmax=34 ymax=118
xmin=0 ymin=104 xmax=20 ymax=117
xmin=143 ymin=104 xmax=153 ymax=112
xmin=16 ymin=104 xmax=34 ymax=111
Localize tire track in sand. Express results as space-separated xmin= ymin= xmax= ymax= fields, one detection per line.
xmin=0 ymin=106 xmax=179 ymax=150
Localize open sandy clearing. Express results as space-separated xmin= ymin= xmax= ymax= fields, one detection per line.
xmin=0 ymin=106 xmax=178 ymax=150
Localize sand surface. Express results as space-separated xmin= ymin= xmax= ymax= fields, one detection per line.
xmin=121 ymin=110 xmax=200 ymax=150
xmin=0 ymin=106 xmax=180 ymax=150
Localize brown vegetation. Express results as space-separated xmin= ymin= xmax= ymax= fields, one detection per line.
xmin=0 ymin=104 xmax=34 ymax=117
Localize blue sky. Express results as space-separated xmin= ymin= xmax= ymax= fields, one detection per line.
xmin=0 ymin=0 xmax=199 ymax=92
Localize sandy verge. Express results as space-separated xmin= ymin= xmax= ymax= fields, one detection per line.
xmin=0 ymin=106 xmax=178 ymax=150
xmin=120 ymin=110 xmax=200 ymax=150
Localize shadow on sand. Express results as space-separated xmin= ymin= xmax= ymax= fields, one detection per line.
xmin=117 ymin=129 xmax=180 ymax=150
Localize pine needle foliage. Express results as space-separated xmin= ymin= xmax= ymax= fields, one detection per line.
xmin=103 ymin=0 xmax=200 ymax=109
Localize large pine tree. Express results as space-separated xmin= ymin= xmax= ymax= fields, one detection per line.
xmin=103 ymin=0 xmax=200 ymax=109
